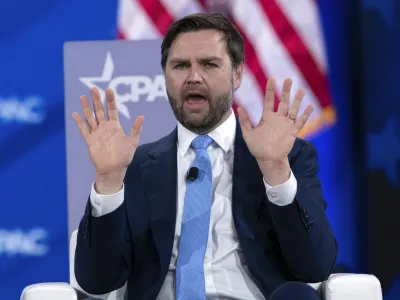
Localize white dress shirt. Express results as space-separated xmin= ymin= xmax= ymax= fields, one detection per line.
xmin=90 ymin=110 xmax=297 ymax=299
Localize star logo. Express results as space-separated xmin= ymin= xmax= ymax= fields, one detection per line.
xmin=79 ymin=51 xmax=131 ymax=118
xmin=367 ymin=116 xmax=400 ymax=186
xmin=79 ymin=51 xmax=167 ymax=119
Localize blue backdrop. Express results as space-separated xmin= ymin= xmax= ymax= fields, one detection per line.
xmin=0 ymin=0 xmax=397 ymax=299
xmin=362 ymin=0 xmax=400 ymax=298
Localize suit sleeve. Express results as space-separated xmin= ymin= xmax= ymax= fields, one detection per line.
xmin=74 ymin=179 xmax=134 ymax=294
xmin=266 ymin=142 xmax=338 ymax=283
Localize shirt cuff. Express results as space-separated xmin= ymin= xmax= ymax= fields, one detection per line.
xmin=90 ymin=182 xmax=125 ymax=217
xmin=263 ymin=170 xmax=297 ymax=206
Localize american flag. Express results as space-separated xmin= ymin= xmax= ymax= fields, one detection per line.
xmin=116 ymin=0 xmax=335 ymax=138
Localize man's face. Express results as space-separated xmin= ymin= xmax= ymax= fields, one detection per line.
xmin=165 ymin=29 xmax=243 ymax=134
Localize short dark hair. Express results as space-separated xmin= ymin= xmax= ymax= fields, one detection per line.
xmin=161 ymin=13 xmax=244 ymax=71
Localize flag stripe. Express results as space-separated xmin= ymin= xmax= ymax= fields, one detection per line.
xmin=138 ymin=0 xmax=174 ymax=36
xmin=117 ymin=28 xmax=126 ymax=40
xmin=233 ymin=66 xmax=264 ymax=125
xmin=119 ymin=0 xmax=160 ymax=39
xmin=230 ymin=18 xmax=286 ymax=114
xmin=259 ymin=0 xmax=331 ymax=107
xmin=232 ymin=20 xmax=267 ymax=95
xmin=160 ymin=0 xmax=203 ymax=17
xmin=275 ymin=0 xmax=327 ymax=72
xmin=197 ymin=0 xmax=206 ymax=7
xmin=231 ymin=0 xmax=322 ymax=120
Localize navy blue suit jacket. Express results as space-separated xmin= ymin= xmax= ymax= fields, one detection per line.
xmin=75 ymin=121 xmax=338 ymax=299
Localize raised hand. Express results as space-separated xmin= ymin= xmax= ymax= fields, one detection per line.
xmin=237 ymin=78 xmax=314 ymax=185
xmin=72 ymin=87 xmax=144 ymax=194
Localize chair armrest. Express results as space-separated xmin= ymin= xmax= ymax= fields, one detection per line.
xmin=319 ymin=273 xmax=382 ymax=300
xmin=20 ymin=283 xmax=78 ymax=300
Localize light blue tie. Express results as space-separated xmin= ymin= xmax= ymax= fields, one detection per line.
xmin=176 ymin=135 xmax=213 ymax=300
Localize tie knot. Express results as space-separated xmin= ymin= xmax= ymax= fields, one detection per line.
xmin=191 ymin=135 xmax=213 ymax=150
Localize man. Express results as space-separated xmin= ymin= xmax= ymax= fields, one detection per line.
xmin=72 ymin=12 xmax=337 ymax=300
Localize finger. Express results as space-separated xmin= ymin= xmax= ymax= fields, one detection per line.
xmin=91 ymin=87 xmax=106 ymax=123
xmin=295 ymin=104 xmax=315 ymax=130
xmin=72 ymin=112 xmax=89 ymax=139
xmin=237 ymin=106 xmax=252 ymax=132
xmin=287 ymin=88 xmax=306 ymax=120
xmin=130 ymin=115 xmax=145 ymax=143
xmin=80 ymin=95 xmax=98 ymax=131
xmin=277 ymin=78 xmax=292 ymax=116
xmin=106 ymin=89 xmax=119 ymax=121
xmin=263 ymin=78 xmax=276 ymax=114
xmin=288 ymin=127 xmax=299 ymax=137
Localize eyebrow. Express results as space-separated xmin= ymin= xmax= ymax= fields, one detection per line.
xmin=169 ymin=56 xmax=223 ymax=64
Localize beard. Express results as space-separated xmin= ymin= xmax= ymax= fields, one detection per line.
xmin=167 ymin=85 xmax=233 ymax=134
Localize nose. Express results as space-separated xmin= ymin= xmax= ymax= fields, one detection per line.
xmin=186 ymin=64 xmax=203 ymax=84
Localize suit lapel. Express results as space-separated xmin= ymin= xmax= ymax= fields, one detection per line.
xmin=233 ymin=119 xmax=276 ymax=296
xmin=140 ymin=128 xmax=178 ymax=274
xmin=232 ymin=120 xmax=265 ymax=240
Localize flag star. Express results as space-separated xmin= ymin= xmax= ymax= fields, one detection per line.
xmin=367 ymin=116 xmax=400 ymax=186
xmin=363 ymin=0 xmax=395 ymax=27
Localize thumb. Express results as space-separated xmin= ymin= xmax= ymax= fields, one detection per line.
xmin=130 ymin=115 xmax=144 ymax=142
xmin=237 ymin=106 xmax=252 ymax=132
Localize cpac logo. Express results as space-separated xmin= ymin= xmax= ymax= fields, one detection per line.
xmin=79 ymin=52 xmax=167 ymax=119
xmin=0 ymin=96 xmax=45 ymax=124
xmin=0 ymin=228 xmax=49 ymax=257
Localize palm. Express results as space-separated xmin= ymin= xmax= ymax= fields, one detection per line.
xmin=72 ymin=87 xmax=144 ymax=176
xmin=86 ymin=121 xmax=137 ymax=175
xmin=243 ymin=112 xmax=297 ymax=162
xmin=238 ymin=78 xmax=314 ymax=163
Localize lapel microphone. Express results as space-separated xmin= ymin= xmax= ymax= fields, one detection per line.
xmin=186 ymin=167 xmax=199 ymax=182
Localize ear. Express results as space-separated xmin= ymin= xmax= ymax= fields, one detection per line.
xmin=233 ymin=63 xmax=244 ymax=91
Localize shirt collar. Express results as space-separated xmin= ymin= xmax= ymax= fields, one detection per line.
xmin=177 ymin=109 xmax=236 ymax=157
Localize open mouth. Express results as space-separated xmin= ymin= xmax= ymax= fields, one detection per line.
xmin=186 ymin=94 xmax=206 ymax=101
xmin=184 ymin=93 xmax=207 ymax=109
xmin=185 ymin=91 xmax=207 ymax=99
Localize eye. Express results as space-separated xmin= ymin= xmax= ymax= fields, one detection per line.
xmin=205 ymin=63 xmax=218 ymax=68
xmin=174 ymin=63 xmax=187 ymax=70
